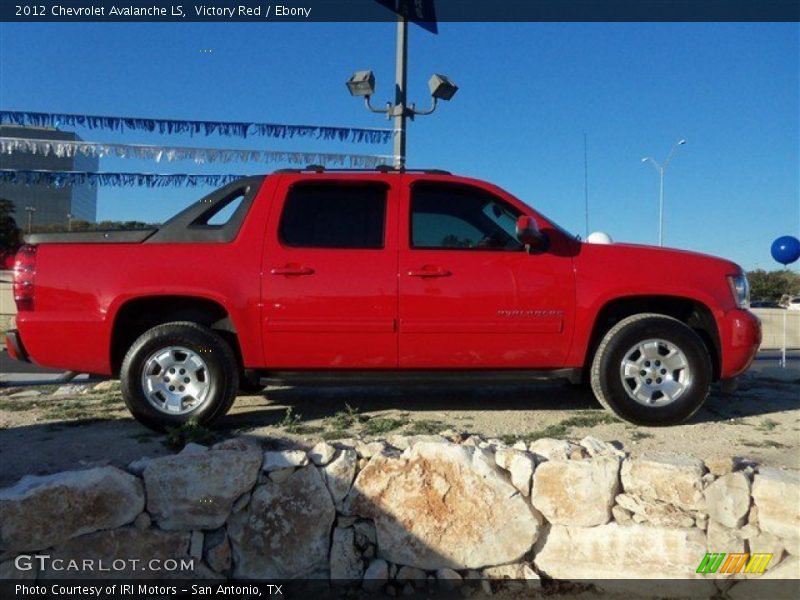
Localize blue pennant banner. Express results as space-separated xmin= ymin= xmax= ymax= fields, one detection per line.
xmin=0 ymin=170 xmax=253 ymax=188
xmin=0 ymin=110 xmax=393 ymax=144
xmin=0 ymin=137 xmax=392 ymax=167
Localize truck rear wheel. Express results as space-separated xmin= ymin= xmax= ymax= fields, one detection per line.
xmin=120 ymin=321 xmax=239 ymax=431
xmin=590 ymin=313 xmax=712 ymax=426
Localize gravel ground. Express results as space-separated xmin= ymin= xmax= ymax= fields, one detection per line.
xmin=0 ymin=369 xmax=797 ymax=487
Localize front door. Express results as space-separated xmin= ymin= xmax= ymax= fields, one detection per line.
xmin=262 ymin=176 xmax=398 ymax=368
xmin=398 ymin=178 xmax=576 ymax=368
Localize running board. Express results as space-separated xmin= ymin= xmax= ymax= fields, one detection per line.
xmin=257 ymin=368 xmax=582 ymax=387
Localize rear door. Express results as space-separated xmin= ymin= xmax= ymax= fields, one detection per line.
xmin=262 ymin=175 xmax=398 ymax=368
xmin=398 ymin=177 xmax=576 ymax=368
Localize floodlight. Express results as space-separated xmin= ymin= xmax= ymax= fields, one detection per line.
xmin=428 ymin=73 xmax=458 ymax=101
xmin=346 ymin=70 xmax=376 ymax=97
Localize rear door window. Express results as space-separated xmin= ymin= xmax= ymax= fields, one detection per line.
xmin=279 ymin=183 xmax=387 ymax=249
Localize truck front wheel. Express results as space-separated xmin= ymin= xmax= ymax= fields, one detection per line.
xmin=590 ymin=313 xmax=712 ymax=426
xmin=120 ymin=322 xmax=239 ymax=431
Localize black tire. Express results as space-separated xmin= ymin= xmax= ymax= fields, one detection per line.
xmin=120 ymin=321 xmax=239 ymax=431
xmin=590 ymin=313 xmax=712 ymax=426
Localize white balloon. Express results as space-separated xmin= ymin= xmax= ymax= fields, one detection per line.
xmin=586 ymin=231 xmax=613 ymax=244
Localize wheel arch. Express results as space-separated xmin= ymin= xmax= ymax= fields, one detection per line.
xmin=584 ymin=295 xmax=721 ymax=381
xmin=109 ymin=295 xmax=243 ymax=376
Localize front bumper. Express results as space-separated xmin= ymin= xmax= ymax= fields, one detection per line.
xmin=5 ymin=329 xmax=30 ymax=362
xmin=719 ymin=309 xmax=761 ymax=378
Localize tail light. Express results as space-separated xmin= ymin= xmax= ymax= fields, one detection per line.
xmin=13 ymin=245 xmax=37 ymax=311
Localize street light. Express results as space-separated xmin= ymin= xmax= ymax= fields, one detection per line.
xmin=642 ymin=139 xmax=687 ymax=247
xmin=24 ymin=206 xmax=36 ymax=234
xmin=67 ymin=212 xmax=74 ymax=232
xmin=346 ymin=25 xmax=458 ymax=169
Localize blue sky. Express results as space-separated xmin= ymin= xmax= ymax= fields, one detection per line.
xmin=0 ymin=21 xmax=798 ymax=270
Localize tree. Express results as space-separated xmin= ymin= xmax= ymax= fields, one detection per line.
xmin=0 ymin=198 xmax=21 ymax=255
xmin=747 ymin=269 xmax=800 ymax=301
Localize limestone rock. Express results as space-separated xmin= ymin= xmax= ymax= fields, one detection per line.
xmin=579 ymin=436 xmax=625 ymax=458
xmin=203 ymin=528 xmax=231 ymax=574
xmin=615 ymin=493 xmax=696 ymax=528
xmin=436 ymin=567 xmax=462 ymax=590
xmin=38 ymin=528 xmax=211 ymax=579
xmin=535 ymin=523 xmax=707 ymax=579
xmin=705 ymin=456 xmax=738 ymax=477
xmin=357 ymin=441 xmax=390 ymax=459
xmin=612 ymin=505 xmax=633 ymax=524
xmin=707 ymin=521 xmax=746 ymax=555
xmin=397 ymin=565 xmax=427 ymax=583
xmin=269 ymin=468 xmax=295 ymax=484
xmin=749 ymin=531 xmax=785 ymax=561
xmin=180 ymin=443 xmax=208 ymax=456
xmin=133 ymin=512 xmax=151 ymax=530
xmin=330 ymin=527 xmax=364 ymax=581
xmin=532 ymin=458 xmax=620 ymax=526
xmin=621 ymin=453 xmax=706 ymax=511
xmin=126 ymin=456 xmax=152 ymax=477
xmin=322 ymin=449 xmax=357 ymax=507
xmin=752 ymin=468 xmax=800 ymax=555
xmin=189 ymin=531 xmax=204 ymax=558
xmin=0 ymin=466 xmax=144 ymax=552
xmin=363 ymin=558 xmax=389 ymax=591
xmin=262 ymin=449 xmax=308 ymax=472
xmin=309 ymin=442 xmax=337 ymax=465
xmin=346 ymin=442 xmax=541 ymax=570
xmin=529 ymin=438 xmax=578 ymax=461
xmin=388 ymin=434 xmax=446 ymax=450
xmin=228 ymin=467 xmax=335 ymax=579
xmin=705 ymin=472 xmax=751 ymax=529
xmin=758 ymin=555 xmax=800 ymax=579
xmin=143 ymin=443 xmax=261 ymax=531
xmin=354 ymin=520 xmax=377 ymax=548
xmin=494 ymin=448 xmax=535 ymax=497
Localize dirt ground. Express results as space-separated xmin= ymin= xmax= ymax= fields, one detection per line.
xmin=0 ymin=369 xmax=798 ymax=487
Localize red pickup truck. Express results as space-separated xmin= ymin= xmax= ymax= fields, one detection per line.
xmin=6 ymin=169 xmax=761 ymax=430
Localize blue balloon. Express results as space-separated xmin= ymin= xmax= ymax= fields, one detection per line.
xmin=771 ymin=236 xmax=800 ymax=265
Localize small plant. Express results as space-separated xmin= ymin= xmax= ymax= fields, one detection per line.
xmin=164 ymin=419 xmax=215 ymax=449
xmin=327 ymin=403 xmax=363 ymax=431
xmin=630 ymin=430 xmax=654 ymax=441
xmin=561 ymin=411 xmax=620 ymax=429
xmin=757 ymin=419 xmax=779 ymax=432
xmin=405 ymin=419 xmax=446 ymax=435
xmin=362 ymin=417 xmax=408 ymax=436
xmin=278 ymin=407 xmax=303 ymax=432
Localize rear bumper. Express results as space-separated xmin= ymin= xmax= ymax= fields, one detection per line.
xmin=720 ymin=309 xmax=761 ymax=378
xmin=5 ymin=329 xmax=30 ymax=362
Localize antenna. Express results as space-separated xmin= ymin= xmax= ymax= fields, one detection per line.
xmin=583 ymin=132 xmax=589 ymax=238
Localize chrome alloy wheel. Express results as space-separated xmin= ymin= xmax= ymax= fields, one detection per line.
xmin=140 ymin=346 xmax=211 ymax=415
xmin=619 ymin=338 xmax=693 ymax=406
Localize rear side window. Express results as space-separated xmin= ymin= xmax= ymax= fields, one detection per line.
xmin=279 ymin=183 xmax=386 ymax=249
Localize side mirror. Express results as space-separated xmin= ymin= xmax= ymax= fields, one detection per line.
xmin=516 ymin=215 xmax=546 ymax=250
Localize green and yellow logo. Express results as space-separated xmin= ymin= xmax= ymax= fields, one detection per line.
xmin=696 ymin=553 xmax=773 ymax=575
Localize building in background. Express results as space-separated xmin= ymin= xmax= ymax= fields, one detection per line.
xmin=0 ymin=125 xmax=98 ymax=228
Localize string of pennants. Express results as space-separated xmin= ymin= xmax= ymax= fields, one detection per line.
xmin=0 ymin=110 xmax=392 ymax=144
xmin=0 ymin=109 xmax=395 ymax=188
xmin=1 ymin=170 xmax=252 ymax=189
xmin=0 ymin=137 xmax=392 ymax=168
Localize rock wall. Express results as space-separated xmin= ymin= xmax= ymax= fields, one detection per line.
xmin=1 ymin=433 xmax=798 ymax=593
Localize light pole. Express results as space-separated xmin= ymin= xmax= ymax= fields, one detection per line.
xmin=642 ymin=139 xmax=687 ymax=247
xmin=346 ymin=20 xmax=458 ymax=169
xmin=24 ymin=206 xmax=36 ymax=234
xmin=67 ymin=212 xmax=73 ymax=232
